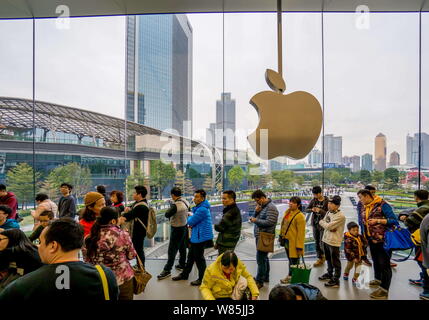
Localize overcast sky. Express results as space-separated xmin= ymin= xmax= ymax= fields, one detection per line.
xmin=0 ymin=13 xmax=428 ymax=164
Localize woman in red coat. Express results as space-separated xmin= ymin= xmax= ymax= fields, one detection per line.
xmin=79 ymin=192 xmax=105 ymax=237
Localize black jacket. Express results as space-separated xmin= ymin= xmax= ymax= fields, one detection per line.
xmin=214 ymin=204 xmax=242 ymax=248
xmin=305 ymin=196 xmax=328 ymax=227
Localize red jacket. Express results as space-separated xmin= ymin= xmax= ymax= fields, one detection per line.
xmin=0 ymin=192 xmax=18 ymax=220
xmin=80 ymin=219 xmax=95 ymax=238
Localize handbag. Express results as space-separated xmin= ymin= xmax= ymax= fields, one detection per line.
xmin=257 ymin=232 xmax=275 ymax=252
xmin=384 ymin=225 xmax=415 ymax=251
xmin=384 ymin=225 xmax=415 ymax=262
xmin=290 ymin=256 xmax=312 ymax=284
xmin=133 ymin=254 xmax=152 ymax=295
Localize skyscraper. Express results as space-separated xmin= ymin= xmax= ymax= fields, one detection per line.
xmin=206 ymin=123 xmax=216 ymax=146
xmin=126 ymin=15 xmax=193 ymax=137
xmin=309 ymin=149 xmax=322 ymax=167
xmin=215 ymin=92 xmax=236 ymax=151
xmin=374 ymin=133 xmax=387 ymax=171
xmin=351 ymin=155 xmax=361 ymax=172
xmin=389 ymin=151 xmax=400 ymax=167
xmin=362 ymin=153 xmax=373 ymax=171
xmin=324 ymin=134 xmax=342 ymax=165
xmin=406 ymin=132 xmax=429 ymax=168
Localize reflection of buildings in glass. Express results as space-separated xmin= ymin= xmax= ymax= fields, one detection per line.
xmin=407 ymin=132 xmax=429 ymax=168
xmin=324 ymin=134 xmax=342 ymax=165
xmin=205 ymin=123 xmax=216 ymax=146
xmin=126 ymin=15 xmax=193 ymax=138
xmin=388 ymin=151 xmax=400 ymax=167
xmin=308 ymin=148 xmax=322 ymax=167
xmin=269 ymin=158 xmax=288 ymax=171
xmin=374 ymin=133 xmax=387 ymax=171
xmin=361 ymin=153 xmax=373 ymax=171
xmin=211 ymin=92 xmax=236 ymax=153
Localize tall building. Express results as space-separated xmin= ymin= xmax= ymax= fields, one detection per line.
xmin=389 ymin=151 xmax=400 ymax=167
xmin=374 ymin=133 xmax=387 ymax=171
xmin=351 ymin=155 xmax=361 ymax=172
xmin=406 ymin=132 xmax=429 ymax=168
xmin=126 ymin=15 xmax=193 ymax=137
xmin=342 ymin=156 xmax=351 ymax=166
xmin=206 ymin=123 xmax=216 ymax=146
xmin=361 ymin=153 xmax=373 ymax=171
xmin=215 ymin=92 xmax=236 ymax=151
xmin=324 ymin=134 xmax=342 ymax=165
xmin=309 ymin=149 xmax=322 ymax=167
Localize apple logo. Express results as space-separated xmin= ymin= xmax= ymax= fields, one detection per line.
xmin=248 ymin=69 xmax=323 ymax=160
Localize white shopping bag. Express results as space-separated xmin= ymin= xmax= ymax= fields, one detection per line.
xmin=355 ymin=264 xmax=370 ymax=289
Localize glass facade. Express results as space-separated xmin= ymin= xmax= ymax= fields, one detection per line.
xmin=126 ymin=15 xmax=192 ymax=137
xmin=0 ymin=11 xmax=428 ymax=262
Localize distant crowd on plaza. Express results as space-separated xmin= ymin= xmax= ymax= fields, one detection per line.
xmin=0 ymin=180 xmax=428 ymax=301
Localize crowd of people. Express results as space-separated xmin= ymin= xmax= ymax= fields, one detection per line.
xmin=0 ymin=181 xmax=428 ymax=301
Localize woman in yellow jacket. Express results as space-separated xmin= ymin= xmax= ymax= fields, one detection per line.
xmin=200 ymin=251 xmax=259 ymax=300
xmin=279 ymin=196 xmax=306 ymax=284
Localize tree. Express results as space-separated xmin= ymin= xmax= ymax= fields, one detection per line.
xmin=227 ymin=166 xmax=245 ymax=191
xmin=294 ymin=175 xmax=305 ymax=186
xmin=150 ymin=160 xmax=176 ymax=199
xmin=41 ymin=162 xmax=92 ymax=202
xmin=360 ymin=170 xmax=372 ymax=185
xmin=311 ymin=179 xmax=321 ymax=187
xmin=247 ymin=164 xmax=262 ymax=189
xmin=372 ymin=170 xmax=384 ymax=184
xmin=126 ymin=167 xmax=150 ymax=201
xmin=203 ymin=175 xmax=213 ymax=194
xmin=272 ymin=170 xmax=294 ymax=190
xmin=325 ymin=169 xmax=341 ymax=185
xmin=384 ymin=168 xmax=399 ymax=183
xmin=184 ymin=179 xmax=195 ymax=196
xmin=384 ymin=178 xmax=398 ymax=190
xmin=6 ymin=163 xmax=41 ymax=209
xmin=186 ymin=167 xmax=201 ymax=179
xmin=424 ymin=180 xmax=429 ymax=191
xmin=174 ymin=170 xmax=185 ymax=192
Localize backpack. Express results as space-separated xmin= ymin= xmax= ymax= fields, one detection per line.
xmin=134 ymin=202 xmax=157 ymax=239
xmin=409 ymin=204 xmax=429 ymax=246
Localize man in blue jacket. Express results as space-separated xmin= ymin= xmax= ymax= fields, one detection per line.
xmin=173 ymin=189 xmax=214 ymax=286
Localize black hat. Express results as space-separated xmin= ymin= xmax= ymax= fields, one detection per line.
xmin=328 ymin=195 xmax=341 ymax=206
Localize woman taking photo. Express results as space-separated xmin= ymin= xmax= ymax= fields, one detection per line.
xmin=0 ymin=229 xmax=42 ymax=292
xmin=79 ymin=192 xmax=105 ymax=238
xmin=110 ymin=190 xmax=125 ymax=214
xmin=83 ymin=206 xmax=137 ymax=300
xmin=279 ymin=196 xmax=306 ymax=284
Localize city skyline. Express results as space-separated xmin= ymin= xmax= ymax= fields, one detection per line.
xmin=0 ymin=14 xmax=428 ymax=162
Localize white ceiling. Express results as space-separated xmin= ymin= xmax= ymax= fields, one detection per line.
xmin=0 ymin=0 xmax=428 ymax=19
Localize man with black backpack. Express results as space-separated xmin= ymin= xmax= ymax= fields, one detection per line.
xmin=119 ymin=185 xmax=150 ymax=267
xmin=399 ymin=189 xmax=429 ymax=298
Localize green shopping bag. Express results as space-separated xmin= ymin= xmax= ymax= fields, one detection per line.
xmin=290 ymin=256 xmax=311 ymax=284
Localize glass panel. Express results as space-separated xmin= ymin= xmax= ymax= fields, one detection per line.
xmin=33 ymin=16 xmax=127 ymax=235
xmin=422 ymin=13 xmax=429 ymax=190
xmin=323 ymin=13 xmax=420 ymax=236
xmin=0 ymin=19 xmax=34 ymax=226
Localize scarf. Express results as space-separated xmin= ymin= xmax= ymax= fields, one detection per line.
xmin=345 ymin=232 xmax=365 ymax=257
xmin=364 ymin=195 xmax=383 ymax=237
xmin=281 ymin=209 xmax=300 ymax=236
